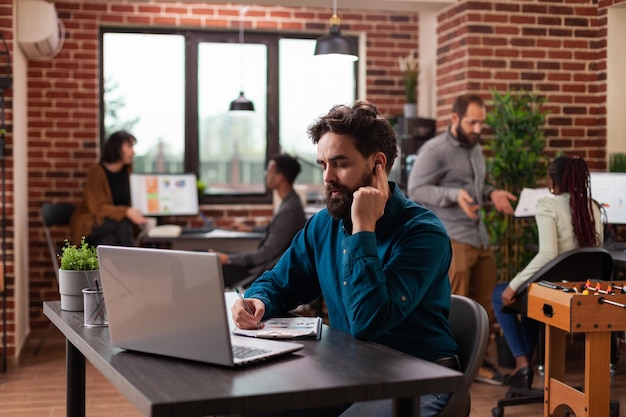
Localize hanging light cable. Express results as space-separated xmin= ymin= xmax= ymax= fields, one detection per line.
xmin=229 ymin=5 xmax=254 ymax=111
xmin=314 ymin=0 xmax=358 ymax=62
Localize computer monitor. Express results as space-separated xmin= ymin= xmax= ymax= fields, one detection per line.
xmin=130 ymin=173 xmax=199 ymax=216
xmin=589 ymin=172 xmax=626 ymax=225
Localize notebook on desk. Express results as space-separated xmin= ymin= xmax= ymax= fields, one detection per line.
xmin=96 ymin=245 xmax=303 ymax=366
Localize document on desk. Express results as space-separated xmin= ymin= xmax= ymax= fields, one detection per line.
xmin=232 ymin=316 xmax=323 ymax=340
xmin=514 ymin=187 xmax=553 ymax=217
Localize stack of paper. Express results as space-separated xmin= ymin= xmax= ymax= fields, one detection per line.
xmin=514 ymin=188 xmax=553 ymax=217
xmin=233 ymin=316 xmax=323 ymax=339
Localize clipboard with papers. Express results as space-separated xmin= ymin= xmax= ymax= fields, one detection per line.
xmin=233 ymin=316 xmax=323 ymax=340
xmin=514 ymin=188 xmax=554 ymax=218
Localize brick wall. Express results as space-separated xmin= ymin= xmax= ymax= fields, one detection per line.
xmin=436 ymin=0 xmax=626 ymax=170
xmin=20 ymin=1 xmax=420 ymax=345
xmin=2 ymin=0 xmax=625 ymax=358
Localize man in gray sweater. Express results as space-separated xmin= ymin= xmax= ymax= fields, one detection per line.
xmin=211 ymin=153 xmax=306 ymax=289
xmin=407 ymin=93 xmax=516 ymax=385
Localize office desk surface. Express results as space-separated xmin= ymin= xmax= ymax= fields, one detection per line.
xmin=141 ymin=228 xmax=263 ymax=251
xmin=44 ymin=301 xmax=463 ymax=417
xmin=610 ymin=249 xmax=626 ymax=269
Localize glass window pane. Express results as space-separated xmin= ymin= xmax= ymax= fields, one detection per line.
xmin=278 ymin=38 xmax=356 ymax=199
xmin=103 ymin=33 xmax=185 ymax=173
xmin=198 ymin=42 xmax=268 ymax=195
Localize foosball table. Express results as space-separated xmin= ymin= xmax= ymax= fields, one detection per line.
xmin=528 ymin=280 xmax=626 ymax=417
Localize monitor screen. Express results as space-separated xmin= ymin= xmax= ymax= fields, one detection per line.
xmin=130 ymin=173 xmax=199 ymax=216
xmin=589 ymin=172 xmax=626 ymax=225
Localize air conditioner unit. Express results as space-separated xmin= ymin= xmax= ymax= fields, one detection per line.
xmin=18 ymin=0 xmax=62 ymax=60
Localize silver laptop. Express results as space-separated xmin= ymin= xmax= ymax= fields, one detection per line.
xmin=97 ymin=245 xmax=303 ymax=366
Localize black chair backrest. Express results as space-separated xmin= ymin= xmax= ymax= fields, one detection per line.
xmin=42 ymin=202 xmax=76 ymax=228
xmin=509 ymin=247 xmax=613 ymax=314
xmin=41 ymin=203 xmax=76 ymax=280
xmin=436 ymin=295 xmax=489 ymax=417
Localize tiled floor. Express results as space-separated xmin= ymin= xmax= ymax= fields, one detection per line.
xmin=0 ymin=328 xmax=624 ymax=417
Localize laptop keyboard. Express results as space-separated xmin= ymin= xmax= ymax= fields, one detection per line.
xmin=232 ymin=345 xmax=271 ymax=359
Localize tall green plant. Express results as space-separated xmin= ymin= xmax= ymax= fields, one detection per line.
xmin=484 ymin=89 xmax=548 ymax=281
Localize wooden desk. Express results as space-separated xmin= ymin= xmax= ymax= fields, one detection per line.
xmin=141 ymin=228 xmax=263 ymax=251
xmin=43 ymin=301 xmax=463 ymax=417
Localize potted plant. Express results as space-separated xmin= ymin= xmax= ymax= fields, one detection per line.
xmin=398 ymin=49 xmax=418 ymax=118
xmin=483 ymin=89 xmax=549 ymax=282
xmin=58 ymin=237 xmax=100 ymax=311
xmin=609 ymin=152 xmax=626 ymax=173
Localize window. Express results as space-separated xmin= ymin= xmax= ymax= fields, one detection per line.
xmin=102 ymin=29 xmax=357 ymax=203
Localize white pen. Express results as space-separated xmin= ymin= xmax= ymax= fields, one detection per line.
xmin=235 ymin=288 xmax=261 ymax=329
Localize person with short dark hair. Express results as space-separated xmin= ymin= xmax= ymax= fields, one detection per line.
xmin=211 ymin=153 xmax=306 ymax=288
xmin=492 ymin=156 xmax=603 ymax=389
xmin=70 ymin=130 xmax=147 ymax=246
xmin=407 ymin=93 xmax=517 ymax=386
xmin=231 ymin=101 xmax=457 ymax=417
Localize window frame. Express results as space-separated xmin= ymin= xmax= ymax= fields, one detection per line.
xmin=99 ymin=27 xmax=358 ymax=205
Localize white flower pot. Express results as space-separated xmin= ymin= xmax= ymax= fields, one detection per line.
xmin=403 ymin=103 xmax=417 ymax=118
xmin=58 ymin=270 xmax=100 ymax=311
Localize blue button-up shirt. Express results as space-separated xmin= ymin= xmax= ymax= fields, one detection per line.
xmin=245 ymin=182 xmax=457 ymax=361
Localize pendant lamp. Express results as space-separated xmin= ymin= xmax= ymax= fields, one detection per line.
xmin=314 ymin=0 xmax=358 ymax=62
xmin=229 ymin=6 xmax=254 ymax=112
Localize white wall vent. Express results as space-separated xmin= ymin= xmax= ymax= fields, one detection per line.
xmin=18 ymin=1 xmax=64 ymax=60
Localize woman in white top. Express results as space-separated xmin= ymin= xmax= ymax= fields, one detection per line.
xmin=492 ymin=156 xmax=603 ymax=389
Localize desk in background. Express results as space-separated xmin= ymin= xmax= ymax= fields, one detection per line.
xmin=610 ymin=249 xmax=626 ymax=271
xmin=44 ymin=301 xmax=463 ymax=417
xmin=141 ymin=228 xmax=263 ymax=252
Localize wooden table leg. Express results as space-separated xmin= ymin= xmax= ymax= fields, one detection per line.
xmin=585 ymin=332 xmax=611 ymax=417
xmin=544 ymin=325 xmax=566 ymax=417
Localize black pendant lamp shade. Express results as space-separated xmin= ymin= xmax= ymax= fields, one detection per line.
xmin=230 ymin=5 xmax=254 ymax=112
xmin=229 ymin=91 xmax=255 ymax=111
xmin=314 ymin=0 xmax=358 ymax=62
xmin=314 ymin=18 xmax=358 ymax=61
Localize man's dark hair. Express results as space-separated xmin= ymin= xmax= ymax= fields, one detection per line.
xmin=271 ymin=153 xmax=301 ymax=184
xmin=452 ymin=94 xmax=485 ymax=119
xmin=101 ymin=130 xmax=136 ymax=164
xmin=307 ymin=100 xmax=398 ymax=174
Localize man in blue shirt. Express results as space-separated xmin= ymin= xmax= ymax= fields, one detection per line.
xmin=232 ymin=101 xmax=457 ymax=417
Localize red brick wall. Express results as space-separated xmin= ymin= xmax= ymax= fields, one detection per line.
xmin=3 ymin=0 xmax=625 ymax=358
xmin=0 ymin=0 xmax=14 ymax=359
xmin=436 ymin=0 xmax=626 ymax=170
xmin=20 ymin=2 xmax=420 ymax=341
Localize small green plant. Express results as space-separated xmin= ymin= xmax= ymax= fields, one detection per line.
xmin=59 ymin=238 xmax=99 ymax=270
xmin=609 ymin=152 xmax=626 ymax=173
xmin=398 ymin=50 xmax=418 ymax=103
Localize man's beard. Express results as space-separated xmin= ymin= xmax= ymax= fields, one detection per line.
xmin=326 ymin=169 xmax=373 ymax=220
xmin=456 ymin=125 xmax=480 ymax=148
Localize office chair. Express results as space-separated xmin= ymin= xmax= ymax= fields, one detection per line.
xmin=33 ymin=202 xmax=76 ymax=355
xmin=436 ymin=294 xmax=489 ymax=417
xmin=492 ymin=247 xmax=619 ymax=417
xmin=298 ymin=294 xmax=488 ymax=417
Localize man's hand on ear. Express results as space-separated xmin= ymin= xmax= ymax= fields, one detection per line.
xmin=352 ymin=163 xmax=389 ymax=233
